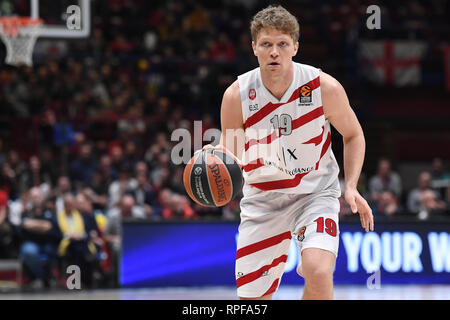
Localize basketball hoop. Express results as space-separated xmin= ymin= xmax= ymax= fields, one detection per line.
xmin=0 ymin=17 xmax=43 ymax=67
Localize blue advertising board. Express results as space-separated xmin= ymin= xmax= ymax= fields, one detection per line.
xmin=120 ymin=220 xmax=450 ymax=288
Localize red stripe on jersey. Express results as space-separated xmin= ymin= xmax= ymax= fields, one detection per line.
xmin=302 ymin=126 xmax=325 ymax=146
xmin=250 ymin=171 xmax=310 ymax=191
xmin=244 ymin=106 xmax=324 ymax=152
xmin=236 ymin=255 xmax=288 ymax=288
xmin=291 ymin=106 xmax=324 ymax=129
xmin=244 ymin=130 xmax=278 ymax=151
xmin=243 ymin=158 xmax=265 ymax=172
xmin=262 ymin=278 xmax=280 ymax=297
xmin=307 ymin=75 xmax=320 ymax=91
xmin=315 ymin=132 xmax=331 ymax=170
xmin=248 ymin=131 xmax=331 ymax=190
xmin=244 ymin=76 xmax=320 ymax=129
xmin=236 ymin=231 xmax=291 ymax=260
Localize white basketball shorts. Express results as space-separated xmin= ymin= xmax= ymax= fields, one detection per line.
xmin=235 ymin=185 xmax=341 ymax=298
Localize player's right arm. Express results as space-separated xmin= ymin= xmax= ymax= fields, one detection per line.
xmin=218 ymin=80 xmax=245 ymax=163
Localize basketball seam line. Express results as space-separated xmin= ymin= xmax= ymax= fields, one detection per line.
xmin=189 ymin=152 xmax=204 ymax=206
xmin=218 ymin=150 xmax=234 ymax=203
xmin=204 ymin=149 xmax=216 ymax=207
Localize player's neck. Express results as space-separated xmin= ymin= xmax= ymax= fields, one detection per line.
xmin=260 ymin=63 xmax=294 ymax=101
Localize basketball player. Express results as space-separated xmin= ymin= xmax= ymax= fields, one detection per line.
xmin=203 ymin=5 xmax=373 ymax=300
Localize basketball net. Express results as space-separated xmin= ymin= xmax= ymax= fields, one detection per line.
xmin=0 ymin=17 xmax=42 ymax=67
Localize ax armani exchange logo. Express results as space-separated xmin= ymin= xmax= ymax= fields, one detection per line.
xmin=263 ymin=159 xmax=314 ymax=177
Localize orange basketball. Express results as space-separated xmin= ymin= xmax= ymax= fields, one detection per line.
xmin=183 ymin=147 xmax=243 ymax=207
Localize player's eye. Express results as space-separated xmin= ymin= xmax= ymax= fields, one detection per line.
xmin=279 ymin=42 xmax=287 ymax=47
xmin=262 ymin=42 xmax=270 ymax=47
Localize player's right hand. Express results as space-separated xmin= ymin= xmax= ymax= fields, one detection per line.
xmin=193 ymin=144 xmax=214 ymax=156
xmin=193 ymin=144 xmax=242 ymax=168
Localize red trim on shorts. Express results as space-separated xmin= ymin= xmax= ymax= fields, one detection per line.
xmin=262 ymin=278 xmax=280 ymax=297
xmin=244 ymin=106 xmax=324 ymax=152
xmin=236 ymin=231 xmax=292 ymax=260
xmin=244 ymin=76 xmax=320 ymax=129
xmin=236 ymin=255 xmax=288 ymax=288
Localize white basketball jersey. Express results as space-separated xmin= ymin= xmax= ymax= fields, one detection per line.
xmin=237 ymin=62 xmax=341 ymax=196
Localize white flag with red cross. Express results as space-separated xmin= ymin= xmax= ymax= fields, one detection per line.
xmin=359 ymin=40 xmax=427 ymax=86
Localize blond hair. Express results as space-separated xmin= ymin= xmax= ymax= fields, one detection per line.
xmin=250 ymin=5 xmax=300 ymax=43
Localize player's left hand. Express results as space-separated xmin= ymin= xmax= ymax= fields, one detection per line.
xmin=344 ymin=188 xmax=374 ymax=232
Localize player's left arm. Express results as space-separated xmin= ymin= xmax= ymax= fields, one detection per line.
xmin=320 ymin=71 xmax=374 ymax=232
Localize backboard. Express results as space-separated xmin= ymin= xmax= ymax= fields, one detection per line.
xmin=30 ymin=0 xmax=91 ymax=38
xmin=0 ymin=0 xmax=91 ymax=38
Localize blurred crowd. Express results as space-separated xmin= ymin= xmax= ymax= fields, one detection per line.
xmin=0 ymin=131 xmax=241 ymax=288
xmin=338 ymin=157 xmax=450 ymax=220
xmin=0 ymin=0 xmax=449 ymax=289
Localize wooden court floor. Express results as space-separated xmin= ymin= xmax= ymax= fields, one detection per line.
xmin=0 ymin=285 xmax=449 ymax=300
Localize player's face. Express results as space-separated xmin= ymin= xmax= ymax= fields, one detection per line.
xmin=252 ymin=28 xmax=299 ymax=74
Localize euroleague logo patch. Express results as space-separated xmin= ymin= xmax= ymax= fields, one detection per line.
xmin=248 ymin=88 xmax=256 ymax=100
xmin=297 ymin=226 xmax=306 ymax=242
xmin=298 ymin=85 xmax=312 ymax=105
